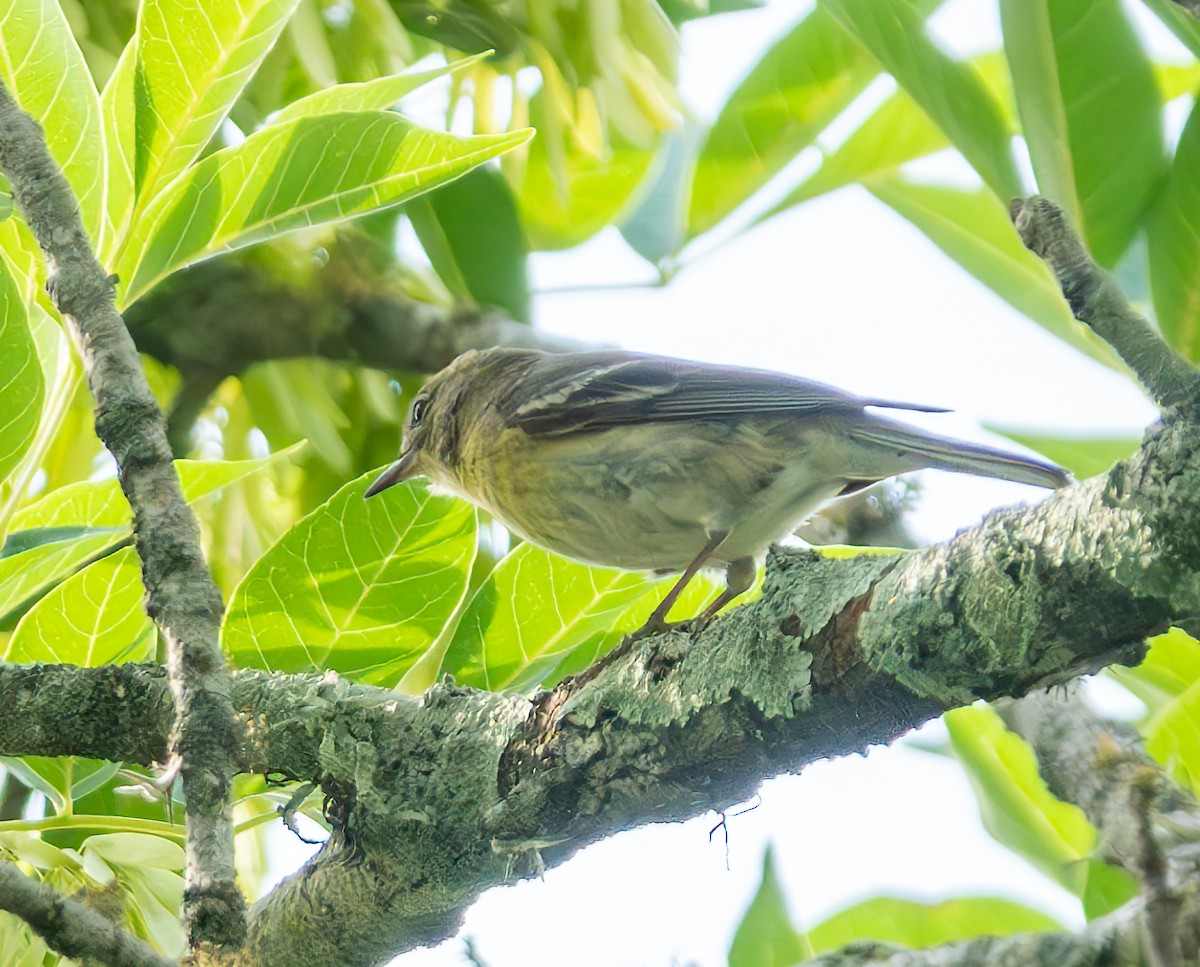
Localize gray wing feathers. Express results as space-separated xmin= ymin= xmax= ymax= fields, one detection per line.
xmin=506 ymin=352 xmax=948 ymax=436
xmin=850 ymin=419 xmax=1071 ymax=490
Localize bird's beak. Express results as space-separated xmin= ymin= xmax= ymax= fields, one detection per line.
xmin=365 ymin=450 xmax=421 ymax=497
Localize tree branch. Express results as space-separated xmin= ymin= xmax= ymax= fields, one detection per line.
xmin=0 ymin=81 xmax=244 ymax=946
xmin=0 ymin=861 xmax=174 ymax=967
xmin=4 ymin=398 xmax=1200 ymax=963
xmin=1010 ymin=196 xmax=1200 ymax=413
xmin=1005 ymin=690 xmax=1189 ymax=967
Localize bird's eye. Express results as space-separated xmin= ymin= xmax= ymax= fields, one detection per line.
xmin=411 ymin=397 xmax=429 ymax=426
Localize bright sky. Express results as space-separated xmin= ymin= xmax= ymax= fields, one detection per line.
xmin=263 ymin=2 xmax=1181 ymax=964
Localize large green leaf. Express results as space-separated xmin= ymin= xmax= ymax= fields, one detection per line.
xmin=0 ymin=757 xmax=121 ymax=816
xmin=440 ymin=543 xmax=721 ymax=692
xmin=808 ymin=896 xmax=1060 ymax=952
xmin=1140 ymin=0 xmax=1200 ymax=60
xmin=1116 ymin=629 xmax=1200 ymax=796
xmin=409 ymin=165 xmax=531 ymax=323
xmin=1148 ymin=99 xmax=1200 ymax=360
xmin=0 ymin=0 xmax=105 ymax=242
xmin=10 ymin=446 xmax=304 ymax=530
xmin=270 ymin=52 xmax=490 ymax=125
xmin=516 ymin=91 xmax=657 ymax=251
xmin=222 ymin=474 xmax=477 ymax=686
xmin=5 ymin=546 xmax=154 ymax=665
xmin=0 ymin=531 xmax=123 ymax=622
xmin=821 ymin=0 xmax=1020 ymax=200
xmin=759 ymin=52 xmax=1013 ymax=222
xmin=947 ymin=704 xmax=1093 ymax=888
xmin=984 ymin=428 xmax=1139 ymax=479
xmin=686 ymin=5 xmax=877 ymax=238
xmin=130 ymin=0 xmax=301 ymax=208
xmin=0 ymin=259 xmax=43 ymax=487
xmin=1000 ymin=0 xmax=1164 ymax=267
xmin=99 ymin=38 xmax=137 ymax=261
xmin=868 ymin=178 xmax=1123 ymax=370
xmin=946 ymin=703 xmax=1136 ymax=918
xmin=728 ymin=847 xmax=813 ymax=967
xmin=115 ymin=112 xmax=532 ymax=305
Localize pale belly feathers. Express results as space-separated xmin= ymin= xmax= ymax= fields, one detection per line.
xmin=433 ymin=418 xmax=866 ymax=572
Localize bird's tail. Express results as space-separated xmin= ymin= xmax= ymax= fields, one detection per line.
xmin=851 ymin=418 xmax=1071 ymax=490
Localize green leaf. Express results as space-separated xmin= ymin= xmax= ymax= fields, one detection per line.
xmin=1125 ymin=629 xmax=1200 ymax=796
xmin=270 ymin=51 xmax=490 ymax=125
xmin=10 ymin=445 xmax=304 ymax=530
xmin=440 ymin=543 xmax=721 ymax=692
xmin=808 ymin=896 xmax=1061 ymax=952
xmin=0 ymin=0 xmax=105 ymax=242
xmin=409 ymin=165 xmax=531 ymax=322
xmin=0 ymin=258 xmax=43 ymax=486
xmin=516 ymin=93 xmax=657 ymax=251
xmin=766 ymin=89 xmax=947 ymax=216
xmin=0 ymin=758 xmax=120 ymax=816
xmin=1111 ymin=627 xmax=1200 ymax=712
xmin=946 ymin=704 xmax=1100 ymax=894
xmin=222 ymin=474 xmax=477 ymax=686
xmin=130 ymin=0 xmax=301 ymax=208
xmin=0 ymin=531 xmax=124 ymax=622
xmin=5 ymin=546 xmax=154 ymax=665
xmin=99 ymin=39 xmax=137 ymax=261
xmin=821 ymin=0 xmax=1021 ymax=199
xmin=1000 ymin=0 xmax=1165 ymax=266
xmin=1148 ymin=98 xmax=1200 ymax=360
xmin=867 ymin=178 xmax=1124 ymax=370
xmin=115 ymin=112 xmax=533 ymax=305
xmin=983 ymin=429 xmax=1139 ymax=480
xmin=686 ymin=5 xmax=878 ymax=238
xmin=759 ymin=51 xmax=1015 ymax=223
xmin=620 ymin=126 xmax=698 ymax=266
xmin=1140 ymin=0 xmax=1200 ymax=60
xmin=728 ymin=847 xmax=813 ymax=967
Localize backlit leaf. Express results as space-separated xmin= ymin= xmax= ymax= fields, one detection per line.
xmin=822 ymin=0 xmax=1020 ymax=199
xmin=5 ymin=546 xmax=153 ymax=665
xmin=222 ymin=474 xmax=476 ymax=686
xmin=116 ymin=112 xmax=532 ymax=305
xmin=1000 ymin=0 xmax=1164 ymax=266
xmin=1148 ymin=99 xmax=1200 ymax=359
xmin=0 ymin=258 xmax=42 ymax=486
xmin=0 ymin=0 xmax=105 ymax=241
xmin=686 ymin=4 xmax=877 ymax=237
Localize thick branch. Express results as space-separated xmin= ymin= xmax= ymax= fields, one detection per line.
xmin=124 ymin=236 xmax=579 ymax=449
xmin=0 ymin=862 xmax=174 ymax=967
xmin=5 ymin=408 xmax=1200 ymax=964
xmin=0 ymin=81 xmax=244 ymax=946
xmin=1010 ymin=196 xmax=1200 ymax=412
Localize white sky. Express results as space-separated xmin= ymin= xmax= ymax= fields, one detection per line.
xmin=264 ymin=2 xmax=1180 ymax=964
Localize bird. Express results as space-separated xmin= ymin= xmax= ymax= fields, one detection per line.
xmin=365 ymin=348 xmax=1070 ymax=638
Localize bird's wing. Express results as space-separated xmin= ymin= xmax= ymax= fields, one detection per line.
xmin=502 ymin=352 xmax=946 ymax=436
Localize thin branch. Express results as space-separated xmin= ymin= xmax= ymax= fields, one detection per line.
xmin=0 ymin=861 xmax=174 ymax=967
xmin=0 ymin=81 xmax=244 ymax=946
xmin=1010 ymin=196 xmax=1200 ymax=412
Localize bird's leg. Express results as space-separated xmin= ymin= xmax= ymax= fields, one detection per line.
xmin=683 ymin=555 xmax=757 ymax=634
xmin=630 ymin=530 xmax=727 ymax=640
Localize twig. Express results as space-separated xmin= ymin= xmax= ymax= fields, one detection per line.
xmin=0 ymin=861 xmax=174 ymax=967
xmin=0 ymin=81 xmax=244 ymax=946
xmin=1010 ymin=196 xmax=1200 ymax=413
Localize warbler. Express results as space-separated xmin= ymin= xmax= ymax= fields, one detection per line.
xmin=366 ymin=348 xmax=1069 ymax=637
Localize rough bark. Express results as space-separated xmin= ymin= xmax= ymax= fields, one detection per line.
xmin=0 ymin=862 xmax=174 ymax=967
xmin=0 ymin=81 xmax=244 ymax=947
